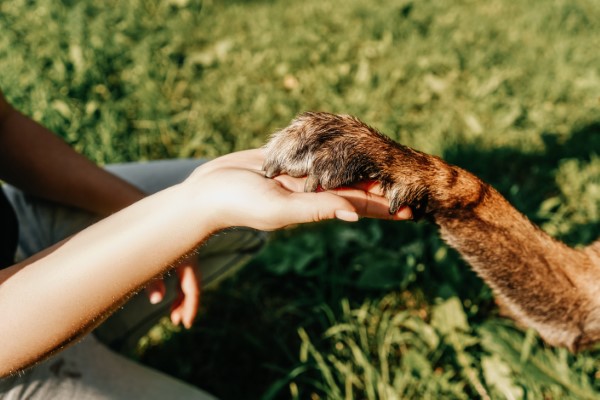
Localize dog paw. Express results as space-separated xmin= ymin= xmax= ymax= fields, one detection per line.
xmin=263 ymin=112 xmax=434 ymax=216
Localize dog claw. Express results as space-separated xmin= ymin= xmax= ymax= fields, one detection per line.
xmin=264 ymin=163 xmax=280 ymax=179
xmin=304 ymin=174 xmax=320 ymax=192
xmin=389 ymin=197 xmax=402 ymax=215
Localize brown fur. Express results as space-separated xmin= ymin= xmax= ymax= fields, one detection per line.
xmin=263 ymin=111 xmax=600 ymax=351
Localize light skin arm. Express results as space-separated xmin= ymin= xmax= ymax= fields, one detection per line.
xmin=0 ymin=149 xmax=411 ymax=376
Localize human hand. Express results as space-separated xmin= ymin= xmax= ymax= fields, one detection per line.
xmin=263 ymin=112 xmax=437 ymax=218
xmin=145 ymin=257 xmax=200 ymax=329
xmin=184 ymin=149 xmax=412 ymax=233
xmin=144 ymin=148 xmax=411 ymax=327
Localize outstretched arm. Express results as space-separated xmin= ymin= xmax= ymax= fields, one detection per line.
xmin=263 ymin=111 xmax=600 ymax=351
xmin=0 ymin=149 xmax=409 ymax=377
xmin=0 ymin=91 xmax=198 ymax=329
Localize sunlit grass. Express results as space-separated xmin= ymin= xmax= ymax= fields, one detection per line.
xmin=1 ymin=0 xmax=600 ymax=398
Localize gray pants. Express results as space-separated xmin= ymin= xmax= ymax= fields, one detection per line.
xmin=0 ymin=160 xmax=267 ymax=399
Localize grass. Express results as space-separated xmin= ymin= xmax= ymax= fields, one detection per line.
xmin=2 ymin=0 xmax=600 ymax=398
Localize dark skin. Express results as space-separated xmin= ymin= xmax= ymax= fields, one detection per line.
xmin=0 ymin=92 xmax=144 ymax=214
xmin=0 ymin=91 xmax=201 ymax=328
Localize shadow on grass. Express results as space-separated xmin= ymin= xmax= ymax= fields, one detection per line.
xmin=445 ymin=121 xmax=600 ymax=245
xmin=138 ymin=121 xmax=600 ymax=400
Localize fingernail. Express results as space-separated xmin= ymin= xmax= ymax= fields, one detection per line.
xmin=335 ymin=209 xmax=359 ymax=222
xmin=149 ymin=292 xmax=163 ymax=304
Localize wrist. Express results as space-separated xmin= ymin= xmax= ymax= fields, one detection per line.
xmin=99 ymin=186 xmax=146 ymax=216
xmin=178 ymin=179 xmax=227 ymax=236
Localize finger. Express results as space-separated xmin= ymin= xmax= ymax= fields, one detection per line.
xmin=273 ymin=174 xmax=307 ymax=192
xmin=278 ymin=180 xmax=413 ymax=222
xmin=170 ymin=262 xmax=201 ymax=329
xmin=351 ymin=180 xmax=385 ymax=196
xmin=146 ymin=279 xmax=166 ymax=304
xmin=275 ymin=175 xmax=387 ymax=198
xmin=283 ymin=189 xmax=399 ymax=224
xmin=286 ymin=191 xmax=359 ymax=223
xmin=394 ymin=205 xmax=413 ymax=220
xmin=170 ymin=292 xmax=184 ymax=326
xmin=328 ymin=188 xmax=413 ymax=220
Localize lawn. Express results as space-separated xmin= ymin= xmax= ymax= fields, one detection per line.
xmin=1 ymin=0 xmax=600 ymax=398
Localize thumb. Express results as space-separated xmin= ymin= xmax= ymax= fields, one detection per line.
xmin=290 ymin=192 xmax=359 ymax=223
xmin=334 ymin=209 xmax=360 ymax=222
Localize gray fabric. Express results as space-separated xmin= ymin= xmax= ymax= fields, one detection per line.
xmin=0 ymin=336 xmax=217 ymax=400
xmin=0 ymin=185 xmax=18 ymax=268
xmin=0 ymin=159 xmax=267 ymax=399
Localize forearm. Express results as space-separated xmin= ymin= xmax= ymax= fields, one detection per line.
xmin=0 ymin=148 xmax=396 ymax=376
xmin=0 ymin=182 xmax=213 ymax=376
xmin=0 ymin=100 xmax=144 ymax=215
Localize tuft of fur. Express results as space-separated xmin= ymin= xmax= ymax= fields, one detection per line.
xmin=263 ymin=111 xmax=600 ymax=351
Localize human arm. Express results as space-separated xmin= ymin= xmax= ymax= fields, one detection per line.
xmin=0 ymin=91 xmax=145 ymax=215
xmin=0 ymin=91 xmax=198 ymax=327
xmin=0 ymin=149 xmax=410 ymax=376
